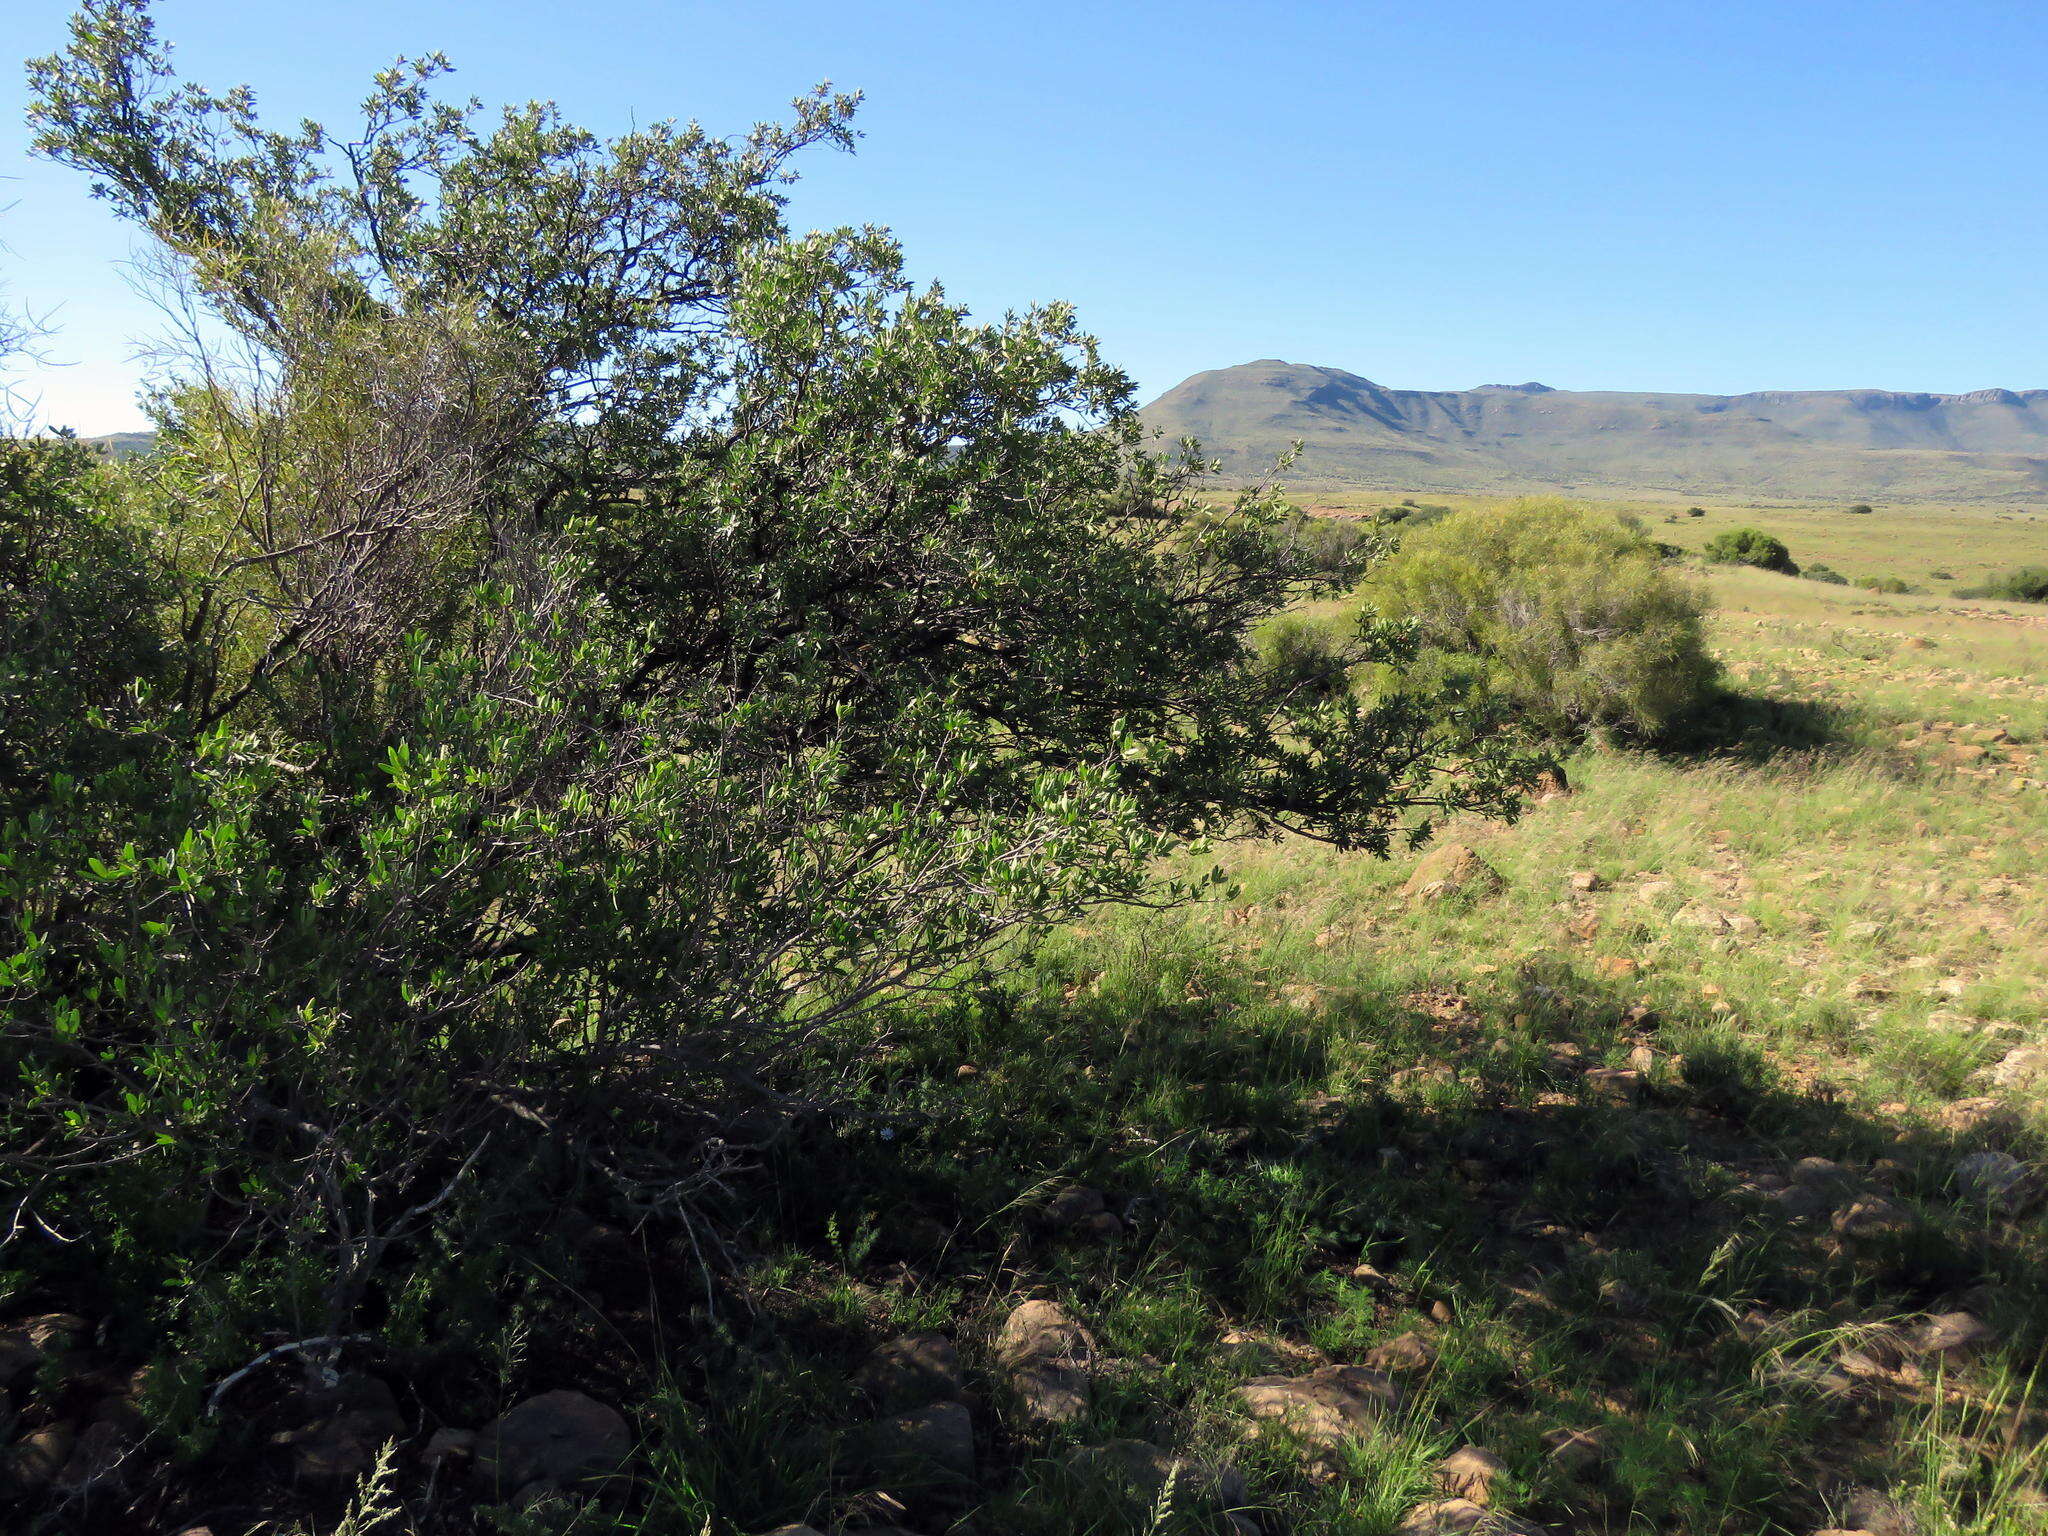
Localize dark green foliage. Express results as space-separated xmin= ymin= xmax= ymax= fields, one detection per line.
xmin=1848 ymin=503 xmax=1875 ymax=514
xmin=1703 ymin=527 xmax=1798 ymax=574
xmin=1854 ymin=575 xmax=1921 ymax=595
xmin=1803 ymin=563 xmax=1850 ymax=585
xmin=1686 ymin=506 xmax=1707 ymax=517
xmin=1958 ymin=565 xmax=2048 ymax=603
xmin=5 ymin=0 xmax=1545 ymax=1405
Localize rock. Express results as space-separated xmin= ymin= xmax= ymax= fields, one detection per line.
xmin=1066 ymin=1439 xmax=1245 ymax=1510
xmin=1 ymin=1423 xmax=77 ymax=1500
xmin=1598 ymin=1278 xmax=1648 ymax=1316
xmin=1839 ymin=1486 xmax=1917 ymax=1536
xmin=1791 ymin=1157 xmax=1850 ymax=1188
xmin=1363 ymin=1332 xmax=1437 ymax=1373
xmin=1071 ymin=1211 xmax=1125 ymax=1242
xmin=1396 ymin=1497 xmax=1546 ymax=1534
xmin=1541 ymin=1426 xmax=1606 ymax=1475
xmin=861 ymin=1399 xmax=974 ymax=1483
xmin=1530 ymin=766 xmax=1571 ymax=801
xmin=1568 ymin=870 xmax=1606 ymax=893
xmin=1990 ymin=1046 xmax=2048 ymax=1089
xmin=995 ymin=1300 xmax=1095 ymax=1424
xmin=1955 ymin=1151 xmax=2028 ymax=1210
xmin=1218 ymin=1327 xmax=1324 ymax=1370
xmin=1832 ymin=1198 xmax=1915 ymax=1240
xmin=1581 ymin=1067 xmax=1643 ymax=1104
xmin=1045 ymin=1186 xmax=1107 ymax=1229
xmin=1907 ymin=1311 xmax=1992 ymax=1360
xmin=423 ymin=1427 xmax=477 ymax=1468
xmin=1592 ymin=956 xmax=1640 ymax=980
xmin=1237 ymin=1365 xmax=1400 ymax=1465
xmin=275 ymin=1374 xmax=405 ymax=1484
xmin=856 ymin=1334 xmax=963 ymax=1412
xmin=1436 ymin=1446 xmax=1509 ymax=1502
xmin=473 ymin=1390 xmax=632 ymax=1495
xmin=1400 ymin=844 xmax=1504 ymax=903
xmin=0 ymin=1314 xmax=88 ymax=1390
xmin=56 ymin=1419 xmax=133 ymax=1496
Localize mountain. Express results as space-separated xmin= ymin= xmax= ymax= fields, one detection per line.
xmin=1138 ymin=360 xmax=2048 ymax=501
xmin=83 ymin=431 xmax=157 ymax=459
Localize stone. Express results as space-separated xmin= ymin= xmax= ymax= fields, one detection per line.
xmin=1066 ymin=1439 xmax=1245 ymax=1509
xmin=862 ymin=1399 xmax=974 ymax=1483
xmin=1 ymin=1423 xmax=77 ymax=1500
xmin=856 ymin=1334 xmax=963 ymax=1412
xmin=56 ymin=1419 xmax=134 ymax=1496
xmin=1990 ymin=1046 xmax=2048 ymax=1089
xmin=1436 ymin=1446 xmax=1508 ymax=1502
xmin=995 ymin=1300 xmax=1095 ymax=1424
xmin=0 ymin=1314 xmax=88 ymax=1390
xmin=275 ymin=1374 xmax=405 ymax=1484
xmin=1790 ymin=1157 xmax=1850 ymax=1187
xmin=1400 ymin=844 xmax=1504 ymax=903
xmin=1237 ymin=1366 xmax=1400 ymax=1464
xmin=1907 ymin=1311 xmax=1991 ymax=1360
xmin=1396 ymin=1497 xmax=1547 ymax=1534
xmin=1363 ymin=1332 xmax=1437 ymax=1373
xmin=1954 ymin=1151 xmax=2028 ymax=1210
xmin=1542 ymin=1426 xmax=1606 ymax=1475
xmin=1530 ymin=766 xmax=1571 ymax=801
xmin=473 ymin=1390 xmax=632 ymax=1495
xmin=1581 ymin=1067 xmax=1643 ymax=1104
xmin=1832 ymin=1198 xmax=1915 ymax=1240
xmin=1839 ymin=1486 xmax=1917 ymax=1536
xmin=423 ymin=1427 xmax=477 ymax=1468
xmin=1072 ymin=1211 xmax=1125 ymax=1242
xmin=1568 ymin=870 xmax=1606 ymax=893
xmin=1045 ymin=1186 xmax=1107 ymax=1228
xmin=1598 ymin=1278 xmax=1648 ymax=1316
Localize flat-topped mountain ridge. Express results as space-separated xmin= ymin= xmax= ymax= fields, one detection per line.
xmin=1139 ymin=359 xmax=2048 ymax=500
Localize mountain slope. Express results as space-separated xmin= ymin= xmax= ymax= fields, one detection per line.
xmin=1138 ymin=360 xmax=2048 ymax=501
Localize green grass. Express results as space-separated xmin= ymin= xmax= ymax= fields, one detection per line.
xmin=247 ymin=505 xmax=2048 ymax=1536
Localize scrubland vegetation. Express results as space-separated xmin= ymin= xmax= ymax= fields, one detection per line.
xmin=3 ymin=6 xmax=2046 ymax=1536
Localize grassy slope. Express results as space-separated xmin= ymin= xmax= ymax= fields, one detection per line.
xmin=536 ymin=524 xmax=2048 ymax=1536
xmin=211 ymin=507 xmax=2047 ymax=1536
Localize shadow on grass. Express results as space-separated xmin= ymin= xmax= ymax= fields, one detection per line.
xmin=707 ymin=947 xmax=2045 ymax=1536
xmin=1654 ymin=685 xmax=1870 ymax=766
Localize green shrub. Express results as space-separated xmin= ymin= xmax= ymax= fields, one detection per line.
xmin=1848 ymin=503 xmax=1874 ymax=514
xmin=1958 ymin=565 xmax=2048 ymax=603
xmin=1686 ymin=506 xmax=1707 ymax=517
xmin=1803 ymin=563 xmax=1850 ymax=585
xmin=1359 ymin=498 xmax=1720 ymax=740
xmin=1854 ymin=574 xmax=1920 ymax=595
xmin=1704 ymin=526 xmax=1798 ymax=574
xmin=10 ymin=0 xmax=1546 ymax=1373
xmin=1258 ymin=613 xmax=1354 ymax=701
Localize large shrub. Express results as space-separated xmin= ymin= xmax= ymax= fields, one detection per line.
xmin=1704 ymin=526 xmax=1798 ymax=574
xmin=5 ymin=0 xmax=1545 ymax=1368
xmin=1360 ymin=498 xmax=1720 ymax=740
xmin=1958 ymin=565 xmax=2048 ymax=603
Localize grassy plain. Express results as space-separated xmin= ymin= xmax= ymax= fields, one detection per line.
xmin=501 ymin=506 xmax=2048 ymax=1536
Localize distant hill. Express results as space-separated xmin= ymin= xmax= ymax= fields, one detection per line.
xmin=1138 ymin=360 xmax=2048 ymax=502
xmin=83 ymin=431 xmax=157 ymax=459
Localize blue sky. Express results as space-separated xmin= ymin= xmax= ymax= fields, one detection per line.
xmin=4 ymin=0 xmax=2046 ymax=433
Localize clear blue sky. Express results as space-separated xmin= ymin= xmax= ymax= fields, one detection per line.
xmin=4 ymin=0 xmax=2045 ymax=433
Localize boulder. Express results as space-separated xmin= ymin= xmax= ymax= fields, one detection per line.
xmin=1400 ymin=844 xmax=1504 ymax=903
xmin=0 ymin=1314 xmax=87 ymax=1390
xmin=1954 ymin=1151 xmax=2028 ymax=1210
xmin=1832 ymin=1198 xmax=1915 ymax=1240
xmin=274 ymin=1374 xmax=405 ymax=1484
xmin=1436 ymin=1446 xmax=1508 ymax=1502
xmin=861 ymin=1399 xmax=974 ymax=1483
xmin=855 ymin=1334 xmax=963 ymax=1413
xmin=1907 ymin=1311 xmax=1992 ymax=1360
xmin=996 ymin=1300 xmax=1095 ymax=1424
xmin=473 ymin=1390 xmax=631 ymax=1495
xmin=1541 ymin=1426 xmax=1606 ymax=1475
xmin=1237 ymin=1365 xmax=1399 ymax=1467
xmin=1 ymin=1423 xmax=76 ymax=1501
xmin=1396 ymin=1497 xmax=1546 ymax=1534
xmin=1363 ymin=1331 xmax=1437 ymax=1373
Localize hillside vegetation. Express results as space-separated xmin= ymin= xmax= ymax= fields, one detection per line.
xmin=4 ymin=6 xmax=2048 ymax=1536
xmin=1139 ymin=361 xmax=2048 ymax=503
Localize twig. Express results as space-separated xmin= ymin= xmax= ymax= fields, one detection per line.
xmin=204 ymin=1334 xmax=371 ymax=1417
